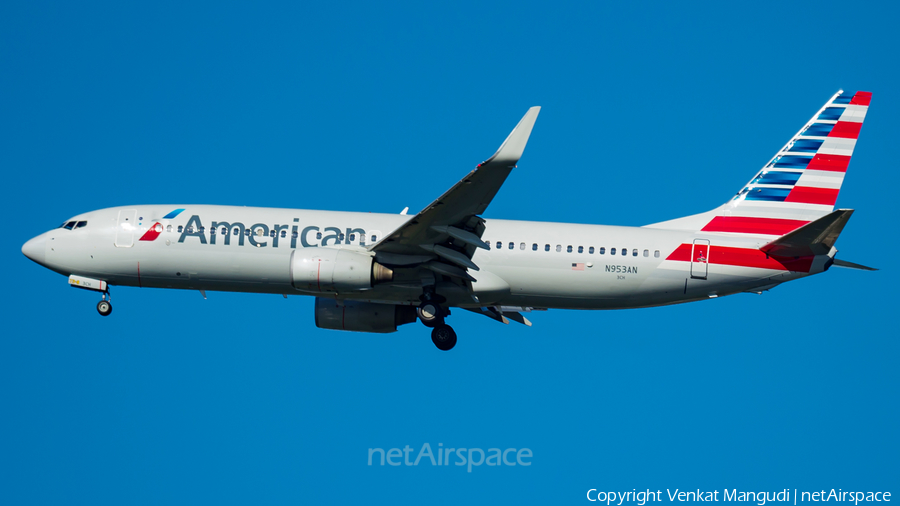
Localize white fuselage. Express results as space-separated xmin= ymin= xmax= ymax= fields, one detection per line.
xmin=26 ymin=205 xmax=828 ymax=311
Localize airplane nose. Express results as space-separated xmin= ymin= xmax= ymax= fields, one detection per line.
xmin=22 ymin=234 xmax=47 ymax=265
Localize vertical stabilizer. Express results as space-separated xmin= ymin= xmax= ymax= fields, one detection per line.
xmin=647 ymin=90 xmax=871 ymax=236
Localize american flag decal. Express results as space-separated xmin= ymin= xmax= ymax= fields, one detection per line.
xmin=572 ymin=263 xmax=585 ymax=271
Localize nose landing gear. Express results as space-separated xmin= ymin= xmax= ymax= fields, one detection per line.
xmin=96 ymin=292 xmax=112 ymax=316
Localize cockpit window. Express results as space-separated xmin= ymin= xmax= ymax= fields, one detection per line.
xmin=63 ymin=221 xmax=76 ymax=230
xmin=74 ymin=221 xmax=88 ymax=229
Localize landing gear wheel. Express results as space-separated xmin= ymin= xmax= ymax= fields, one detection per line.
xmin=417 ymin=302 xmax=444 ymax=328
xmin=431 ymin=324 xmax=457 ymax=351
xmin=97 ymin=300 xmax=112 ymax=316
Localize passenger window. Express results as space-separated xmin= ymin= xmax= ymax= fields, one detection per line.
xmin=199 ymin=227 xmax=205 ymax=234
xmin=64 ymin=221 xmax=76 ymax=230
xmin=371 ymin=235 xmax=377 ymax=242
xmin=316 ymin=232 xmax=322 ymax=240
xmin=544 ymin=244 xmax=550 ymax=252
xmin=177 ymin=225 xmax=183 ymax=233
xmin=74 ymin=221 xmax=87 ymax=229
xmin=339 ymin=233 xmax=345 ymax=241
xmin=496 ymin=241 xmax=502 ymax=249
xmin=187 ymin=226 xmax=194 ymax=233
xmin=167 ymin=225 xmax=172 ymax=233
xmin=632 ymin=249 xmax=638 ymax=256
xmin=519 ymin=242 xmax=525 ymax=250
xmin=589 ymin=246 xmax=594 ymax=254
xmin=486 ymin=241 xmax=491 ymax=250
xmin=578 ymin=246 xmax=583 ymax=253
xmin=233 ymin=228 xmax=240 ymax=235
xmin=610 ymin=247 xmax=616 ymax=255
xmin=270 ymin=230 xmax=276 ymax=237
xmin=654 ymin=250 xmax=660 ymax=258
xmin=643 ymin=249 xmax=649 ymax=257
xmin=221 ymin=227 xmax=227 ymax=235
xmin=210 ymin=227 xmax=216 ymax=235
xmin=567 ymin=245 xmax=573 ymax=253
xmin=509 ymin=242 xmax=514 ymax=250
xmin=281 ymin=230 xmax=287 ymax=238
xmin=532 ymin=243 xmax=538 ymax=251
xmin=292 ymin=232 xmax=299 ymax=238
xmin=556 ymin=245 xmax=562 ymax=252
xmin=621 ymin=248 xmax=627 ymax=256
xmin=244 ymin=229 xmax=251 ymax=237
xmin=599 ymin=247 xmax=606 ymax=255
xmin=349 ymin=234 xmax=355 ymax=241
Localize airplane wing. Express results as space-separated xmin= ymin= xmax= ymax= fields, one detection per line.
xmin=369 ymin=107 xmax=541 ymax=275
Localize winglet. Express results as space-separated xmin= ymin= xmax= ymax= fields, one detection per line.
xmin=479 ymin=106 xmax=541 ymax=167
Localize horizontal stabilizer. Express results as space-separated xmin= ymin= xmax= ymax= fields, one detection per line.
xmin=832 ymin=259 xmax=878 ymax=271
xmin=761 ymin=209 xmax=853 ymax=257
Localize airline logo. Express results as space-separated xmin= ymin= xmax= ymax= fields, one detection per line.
xmin=705 ymin=90 xmax=871 ymax=236
xmin=138 ymin=212 xmax=373 ymax=250
xmin=138 ymin=209 xmax=184 ymax=242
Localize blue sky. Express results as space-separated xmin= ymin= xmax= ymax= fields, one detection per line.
xmin=2 ymin=1 xmax=898 ymax=504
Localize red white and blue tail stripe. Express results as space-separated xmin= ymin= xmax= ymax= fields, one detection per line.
xmin=648 ymin=90 xmax=871 ymax=237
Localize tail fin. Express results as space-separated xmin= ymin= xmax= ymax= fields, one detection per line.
xmin=648 ymin=90 xmax=871 ymax=235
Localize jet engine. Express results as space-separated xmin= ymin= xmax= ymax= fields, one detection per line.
xmin=314 ymin=298 xmax=417 ymax=333
xmin=290 ymin=248 xmax=393 ymax=292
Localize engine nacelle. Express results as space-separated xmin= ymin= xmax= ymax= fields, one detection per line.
xmin=290 ymin=248 xmax=392 ymax=292
xmin=314 ymin=298 xmax=417 ymax=333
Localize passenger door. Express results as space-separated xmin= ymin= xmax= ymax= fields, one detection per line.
xmin=115 ymin=209 xmax=137 ymax=247
xmin=690 ymin=239 xmax=710 ymax=280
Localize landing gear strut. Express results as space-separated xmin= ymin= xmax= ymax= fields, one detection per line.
xmin=419 ymin=291 xmax=456 ymax=350
xmin=97 ymin=292 xmax=112 ymax=316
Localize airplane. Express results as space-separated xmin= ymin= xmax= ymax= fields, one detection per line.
xmin=22 ymin=90 xmax=876 ymax=351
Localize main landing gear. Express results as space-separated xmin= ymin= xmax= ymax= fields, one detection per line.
xmin=96 ymin=292 xmax=112 ymax=316
xmin=418 ymin=292 xmax=456 ymax=351
xmin=431 ymin=324 xmax=457 ymax=351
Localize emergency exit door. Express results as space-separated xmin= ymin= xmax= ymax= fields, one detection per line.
xmin=690 ymin=239 xmax=710 ymax=280
xmin=115 ymin=209 xmax=137 ymax=247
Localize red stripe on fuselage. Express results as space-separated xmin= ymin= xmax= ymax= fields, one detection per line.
xmin=139 ymin=222 xmax=162 ymax=241
xmin=701 ymin=216 xmax=809 ymax=235
xmin=666 ymin=243 xmax=813 ymax=272
xmin=828 ymin=122 xmax=862 ymax=139
xmin=807 ymin=154 xmax=851 ymax=172
xmin=850 ymin=91 xmax=872 ymax=106
xmin=784 ymin=186 xmax=839 ymax=205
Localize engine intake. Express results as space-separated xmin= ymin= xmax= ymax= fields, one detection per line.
xmin=314 ymin=298 xmax=417 ymax=333
xmin=291 ymin=248 xmax=393 ymax=292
